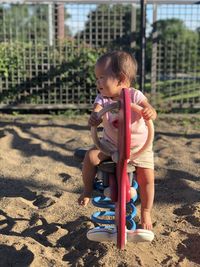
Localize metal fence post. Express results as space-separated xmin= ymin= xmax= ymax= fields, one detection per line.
xmin=131 ymin=4 xmax=137 ymax=49
xmin=139 ymin=0 xmax=146 ymax=93
xmin=151 ymin=4 xmax=157 ymax=106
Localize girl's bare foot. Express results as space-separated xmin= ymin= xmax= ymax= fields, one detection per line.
xmin=141 ymin=209 xmax=152 ymax=230
xmin=78 ymin=192 xmax=91 ymax=206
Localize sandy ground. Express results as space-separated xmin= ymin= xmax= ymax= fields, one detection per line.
xmin=0 ymin=113 xmax=199 ymax=267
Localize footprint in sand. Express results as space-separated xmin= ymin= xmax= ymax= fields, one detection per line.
xmin=59 ymin=173 xmax=71 ymax=183
xmin=173 ymin=204 xmax=200 ymax=227
xmin=18 ymin=188 xmax=62 ymax=209
xmin=177 ymin=233 xmax=200 ymax=264
xmin=33 ymin=194 xmax=56 ymax=209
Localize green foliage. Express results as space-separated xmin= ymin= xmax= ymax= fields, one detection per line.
xmin=0 ymin=42 xmax=25 ymax=79
xmin=77 ymin=4 xmax=140 ymax=56
xmin=0 ymin=40 xmax=101 ymax=105
xmin=154 ymin=18 xmax=198 ymax=42
xmin=0 ymin=4 xmax=71 ymax=43
xmin=146 ymin=18 xmax=200 ymax=73
xmin=0 ymin=4 xmax=200 ymax=112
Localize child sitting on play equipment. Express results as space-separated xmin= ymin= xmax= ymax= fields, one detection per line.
xmin=78 ymin=50 xmax=157 ymax=230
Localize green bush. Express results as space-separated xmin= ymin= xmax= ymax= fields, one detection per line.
xmin=0 ymin=42 xmax=26 ymax=79
xmin=0 ymin=40 xmax=103 ymax=105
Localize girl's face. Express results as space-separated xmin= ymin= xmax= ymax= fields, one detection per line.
xmin=95 ymin=62 xmax=122 ymax=99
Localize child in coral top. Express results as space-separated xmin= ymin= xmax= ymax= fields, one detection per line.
xmin=78 ymin=51 xmax=157 ymax=230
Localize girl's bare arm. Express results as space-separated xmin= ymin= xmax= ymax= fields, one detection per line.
xmin=88 ymin=103 xmax=103 ymax=126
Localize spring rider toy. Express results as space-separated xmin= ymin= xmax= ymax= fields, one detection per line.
xmin=75 ymin=88 xmax=154 ymax=249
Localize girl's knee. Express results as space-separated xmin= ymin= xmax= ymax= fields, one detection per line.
xmin=136 ymin=168 xmax=154 ymax=185
xmin=85 ymin=149 xmax=100 ymax=166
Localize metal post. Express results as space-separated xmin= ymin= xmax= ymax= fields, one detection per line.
xmin=139 ymin=0 xmax=146 ymax=92
xmin=151 ymin=4 xmax=157 ymax=105
xmin=131 ymin=4 xmax=137 ymax=49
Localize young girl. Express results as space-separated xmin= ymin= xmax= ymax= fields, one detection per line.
xmin=78 ymin=51 xmax=157 ymax=230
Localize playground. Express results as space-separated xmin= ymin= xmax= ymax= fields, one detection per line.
xmin=0 ymin=113 xmax=199 ymax=266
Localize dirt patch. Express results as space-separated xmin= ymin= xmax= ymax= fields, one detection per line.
xmin=0 ymin=114 xmax=199 ymax=267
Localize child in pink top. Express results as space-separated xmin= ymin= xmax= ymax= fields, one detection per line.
xmin=94 ymin=89 xmax=148 ymax=149
xmin=78 ymin=51 xmax=157 ymax=230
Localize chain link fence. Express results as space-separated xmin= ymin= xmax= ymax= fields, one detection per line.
xmin=0 ymin=1 xmax=199 ymax=111
xmin=149 ymin=2 xmax=200 ymax=110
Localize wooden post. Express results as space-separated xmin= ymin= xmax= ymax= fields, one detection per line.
xmin=55 ymin=4 xmax=65 ymax=42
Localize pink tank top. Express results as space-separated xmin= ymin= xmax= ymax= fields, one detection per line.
xmin=94 ymin=88 xmax=148 ymax=148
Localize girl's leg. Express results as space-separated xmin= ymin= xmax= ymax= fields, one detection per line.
xmin=78 ymin=147 xmax=109 ymax=206
xmin=136 ymin=167 xmax=154 ymax=230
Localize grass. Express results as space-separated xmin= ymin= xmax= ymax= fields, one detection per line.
xmin=164 ymin=91 xmax=199 ymax=101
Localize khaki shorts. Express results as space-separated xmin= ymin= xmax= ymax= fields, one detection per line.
xmin=129 ymin=145 xmax=154 ymax=170
xmin=100 ymin=138 xmax=154 ymax=170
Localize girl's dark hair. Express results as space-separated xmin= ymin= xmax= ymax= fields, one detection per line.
xmin=96 ymin=50 xmax=138 ymax=84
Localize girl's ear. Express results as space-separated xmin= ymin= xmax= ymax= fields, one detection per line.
xmin=117 ymin=72 xmax=126 ymax=85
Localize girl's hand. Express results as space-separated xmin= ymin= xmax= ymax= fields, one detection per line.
xmin=139 ymin=99 xmax=157 ymax=121
xmin=88 ymin=111 xmax=103 ymax=126
xmin=141 ymin=107 xmax=155 ymax=121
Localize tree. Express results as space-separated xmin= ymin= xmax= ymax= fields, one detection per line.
xmin=0 ymin=4 xmax=71 ymax=44
xmin=146 ymin=18 xmax=199 ymax=74
xmin=76 ymin=4 xmax=140 ymax=53
xmin=0 ymin=5 xmax=48 ymax=43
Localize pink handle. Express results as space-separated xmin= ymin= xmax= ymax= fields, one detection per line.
xmin=91 ymin=102 xmax=119 ymax=157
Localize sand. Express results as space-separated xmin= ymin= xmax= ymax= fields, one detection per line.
xmin=0 ymin=113 xmax=199 ymax=267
